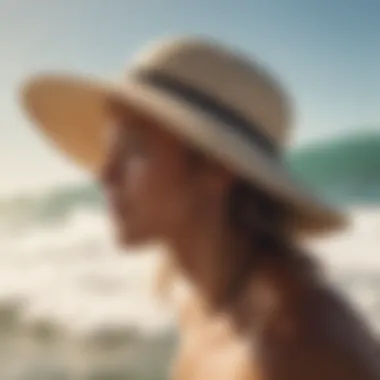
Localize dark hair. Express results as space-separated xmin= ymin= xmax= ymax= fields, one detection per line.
xmin=228 ymin=179 xmax=322 ymax=282
xmin=228 ymin=179 xmax=292 ymax=254
xmin=187 ymin=147 xmax=293 ymax=253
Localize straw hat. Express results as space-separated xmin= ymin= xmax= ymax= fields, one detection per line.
xmin=20 ymin=36 xmax=347 ymax=235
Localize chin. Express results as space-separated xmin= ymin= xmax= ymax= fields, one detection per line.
xmin=115 ymin=228 xmax=153 ymax=250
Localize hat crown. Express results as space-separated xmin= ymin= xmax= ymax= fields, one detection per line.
xmin=130 ymin=37 xmax=292 ymax=148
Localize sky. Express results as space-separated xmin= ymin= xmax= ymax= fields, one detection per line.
xmin=1 ymin=0 xmax=380 ymax=196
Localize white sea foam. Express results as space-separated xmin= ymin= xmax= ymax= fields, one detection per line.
xmin=0 ymin=207 xmax=378 ymax=379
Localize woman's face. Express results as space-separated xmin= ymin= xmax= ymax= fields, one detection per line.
xmin=99 ymin=103 xmax=233 ymax=247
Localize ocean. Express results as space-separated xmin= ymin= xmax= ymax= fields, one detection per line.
xmin=0 ymin=131 xmax=380 ymax=379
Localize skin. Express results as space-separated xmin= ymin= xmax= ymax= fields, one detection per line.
xmin=99 ymin=101 xmax=380 ymax=380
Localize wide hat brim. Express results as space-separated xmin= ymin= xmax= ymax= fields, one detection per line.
xmin=20 ymin=73 xmax=348 ymax=236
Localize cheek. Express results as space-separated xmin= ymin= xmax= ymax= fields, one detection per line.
xmin=124 ymin=159 xmax=151 ymax=198
xmin=123 ymin=158 xmax=167 ymax=215
xmin=122 ymin=160 xmax=160 ymax=223
xmin=152 ymin=174 xmax=201 ymax=232
xmin=115 ymin=159 xmax=159 ymax=243
xmin=129 ymin=161 xmax=197 ymax=231
xmin=121 ymin=148 xmax=205 ymax=241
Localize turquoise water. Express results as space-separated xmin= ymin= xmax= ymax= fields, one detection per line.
xmin=288 ymin=131 xmax=380 ymax=204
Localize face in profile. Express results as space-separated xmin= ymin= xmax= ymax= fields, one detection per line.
xmin=99 ymin=101 xmax=234 ymax=248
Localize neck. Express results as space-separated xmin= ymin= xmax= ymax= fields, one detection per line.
xmin=167 ymin=208 xmax=255 ymax=312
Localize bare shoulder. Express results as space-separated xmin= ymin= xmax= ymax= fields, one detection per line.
xmin=244 ymin=257 xmax=380 ymax=380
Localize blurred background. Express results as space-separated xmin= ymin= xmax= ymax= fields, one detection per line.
xmin=1 ymin=0 xmax=380 ymax=379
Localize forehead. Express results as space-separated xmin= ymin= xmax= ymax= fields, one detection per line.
xmin=106 ymin=97 xmax=157 ymax=133
xmin=104 ymin=97 xmax=189 ymax=154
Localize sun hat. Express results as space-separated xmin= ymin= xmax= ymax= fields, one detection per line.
xmin=20 ymin=36 xmax=347 ymax=235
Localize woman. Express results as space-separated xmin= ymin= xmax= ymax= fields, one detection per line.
xmin=21 ymin=37 xmax=379 ymax=379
